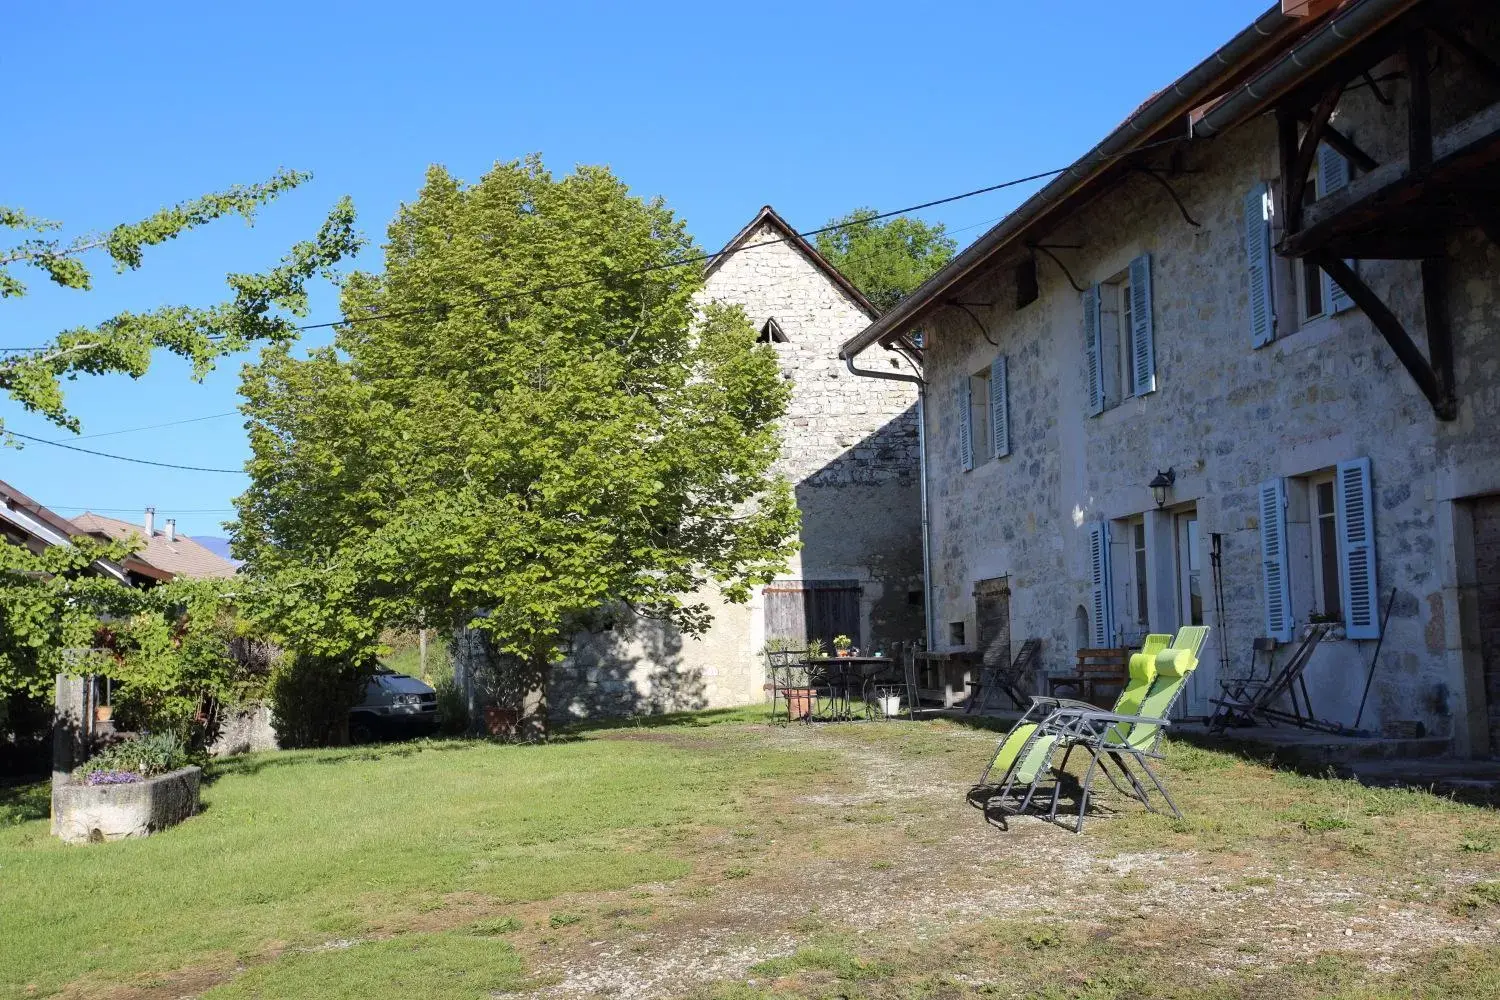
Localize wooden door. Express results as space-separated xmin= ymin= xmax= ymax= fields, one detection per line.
xmin=1474 ymin=498 xmax=1500 ymax=756
xmin=764 ymin=580 xmax=861 ymax=650
xmin=974 ymin=577 xmax=1011 ymax=670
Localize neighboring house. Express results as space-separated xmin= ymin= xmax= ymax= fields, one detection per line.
xmin=537 ymin=205 xmax=926 ymax=718
xmin=0 ymin=481 xmax=170 ymax=587
xmin=840 ymin=0 xmax=1500 ymax=754
xmin=71 ymin=509 xmax=238 ymax=580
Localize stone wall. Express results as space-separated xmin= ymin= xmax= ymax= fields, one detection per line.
xmin=208 ymin=702 xmax=279 ymax=757
xmin=917 ymin=57 xmax=1500 ymax=747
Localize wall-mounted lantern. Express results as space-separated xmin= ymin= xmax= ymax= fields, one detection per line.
xmin=1149 ymin=468 xmax=1176 ymax=509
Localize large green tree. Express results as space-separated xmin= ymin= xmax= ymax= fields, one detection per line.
xmin=814 ymin=209 xmax=956 ymax=313
xmin=233 ymin=158 xmax=799 ymax=734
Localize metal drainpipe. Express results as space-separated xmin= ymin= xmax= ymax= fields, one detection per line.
xmin=842 ymin=352 xmax=934 ymax=652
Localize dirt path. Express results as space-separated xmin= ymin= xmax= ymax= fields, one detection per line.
xmin=519 ymin=723 xmax=1499 ymax=998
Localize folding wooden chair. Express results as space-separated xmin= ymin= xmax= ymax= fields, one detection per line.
xmin=966 ymin=639 xmax=1041 ymax=714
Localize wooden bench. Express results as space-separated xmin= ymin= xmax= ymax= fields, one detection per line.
xmin=1045 ymin=648 xmax=1128 ymax=707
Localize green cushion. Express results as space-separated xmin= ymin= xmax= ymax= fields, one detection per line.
xmin=1013 ymin=734 xmax=1057 ymax=785
xmin=986 ymin=722 xmax=1038 ymax=781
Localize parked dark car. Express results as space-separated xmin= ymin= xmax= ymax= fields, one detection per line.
xmin=348 ymin=668 xmax=440 ymax=743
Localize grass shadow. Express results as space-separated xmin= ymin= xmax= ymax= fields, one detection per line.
xmin=0 ymin=779 xmax=49 ymax=825
xmin=556 ymin=705 xmax=773 ymax=736
xmin=202 ymin=736 xmax=481 ymax=784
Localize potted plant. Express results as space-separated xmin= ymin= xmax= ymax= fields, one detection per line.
xmin=786 ymin=639 xmax=824 ymax=720
xmin=833 ymin=635 xmax=854 ymax=657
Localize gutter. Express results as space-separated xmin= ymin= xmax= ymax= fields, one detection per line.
xmin=839 ymin=2 xmax=1301 ymax=360
xmin=1192 ymin=0 xmax=1421 ymax=137
xmin=842 ymin=353 xmax=936 ymax=652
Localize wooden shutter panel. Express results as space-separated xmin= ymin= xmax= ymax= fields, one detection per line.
xmin=1083 ymin=284 xmax=1104 ymax=415
xmin=1245 ymin=185 xmax=1276 ymax=348
xmin=1129 ymin=253 xmax=1155 ymax=395
xmin=1336 ymin=457 xmax=1380 ymax=639
xmin=1088 ymin=521 xmax=1115 ymax=647
xmin=958 ymin=381 xmax=973 ymax=472
xmin=989 ymin=355 xmax=1010 ymax=459
xmin=1317 ymin=145 xmax=1357 ymax=314
xmin=1317 ymin=142 xmax=1351 ymax=196
xmin=1259 ymin=478 xmax=1294 ymax=642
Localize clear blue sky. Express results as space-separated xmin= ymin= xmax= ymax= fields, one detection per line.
xmin=5 ymin=0 xmax=1266 ymax=539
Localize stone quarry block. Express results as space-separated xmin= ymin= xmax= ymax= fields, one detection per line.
xmin=52 ymin=766 xmax=201 ymax=844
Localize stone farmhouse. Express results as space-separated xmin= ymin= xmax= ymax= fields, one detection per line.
xmin=840 ymin=0 xmax=1500 ymax=756
xmin=537 ymin=206 xmax=925 ymax=719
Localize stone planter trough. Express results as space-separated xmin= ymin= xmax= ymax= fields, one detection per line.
xmin=52 ymin=765 xmax=201 ymax=844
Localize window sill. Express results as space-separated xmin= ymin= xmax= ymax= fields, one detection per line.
xmin=1300 ymin=622 xmax=1347 ymax=642
xmin=1270 ymin=311 xmax=1355 ymax=357
xmin=1091 ymin=392 xmax=1150 ymax=424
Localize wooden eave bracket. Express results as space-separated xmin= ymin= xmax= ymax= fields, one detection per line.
xmin=1311 ymin=253 xmax=1457 ymax=421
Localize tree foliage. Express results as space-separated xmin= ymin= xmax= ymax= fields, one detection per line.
xmin=813 ymin=209 xmax=957 ymax=313
xmin=0 ymin=536 xmax=249 ymax=738
xmin=1 ymin=170 xmax=361 ymax=433
xmin=233 ymin=158 xmax=800 ymax=729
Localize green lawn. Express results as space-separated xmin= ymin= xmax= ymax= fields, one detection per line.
xmin=3 ymin=711 xmax=1499 ymax=999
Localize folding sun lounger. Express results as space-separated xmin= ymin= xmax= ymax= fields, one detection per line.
xmin=972 ymin=626 xmax=1209 ymax=833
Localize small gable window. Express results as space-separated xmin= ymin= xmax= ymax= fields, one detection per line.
xmin=758 ymin=318 xmax=789 ymax=344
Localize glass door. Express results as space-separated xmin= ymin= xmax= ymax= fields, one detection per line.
xmin=1175 ymin=511 xmax=1203 ymax=627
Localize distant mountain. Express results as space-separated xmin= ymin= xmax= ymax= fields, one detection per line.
xmin=191 ymin=536 xmax=242 ymax=566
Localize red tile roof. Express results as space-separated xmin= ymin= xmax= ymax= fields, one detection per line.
xmin=71 ymin=512 xmax=238 ymax=580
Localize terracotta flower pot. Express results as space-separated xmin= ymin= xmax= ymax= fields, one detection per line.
xmin=94 ymin=705 xmax=113 ymax=723
xmin=786 ymin=688 xmax=816 ymax=720
xmin=835 ymin=649 xmax=852 ymax=657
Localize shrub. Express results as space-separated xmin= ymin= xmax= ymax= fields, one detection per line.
xmin=268 ymin=652 xmax=372 ymax=748
xmin=419 ymin=638 xmax=469 ymax=736
xmin=79 ymin=731 xmax=190 ymax=784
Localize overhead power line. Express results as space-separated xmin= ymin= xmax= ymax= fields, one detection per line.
xmin=2 ymin=148 xmax=1197 ymax=355
xmin=5 ymin=430 xmax=245 ymax=473
xmin=66 ymin=410 xmax=240 ymax=440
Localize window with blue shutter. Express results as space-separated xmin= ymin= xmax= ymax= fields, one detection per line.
xmin=1128 ymin=254 xmax=1155 ymax=395
xmin=1335 ymin=457 xmax=1379 ymax=639
xmin=989 ymin=355 xmax=1010 ymax=459
xmin=1088 ymin=521 xmax=1115 ymax=647
xmin=1245 ymin=184 xmax=1276 ymax=348
xmin=1259 ymin=478 xmax=1293 ymax=642
xmin=958 ymin=381 xmax=974 ymax=472
xmin=1083 ymin=284 xmax=1104 ymax=416
xmin=1317 ymin=145 xmax=1357 ymax=315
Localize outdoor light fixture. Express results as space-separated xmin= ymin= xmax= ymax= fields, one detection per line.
xmin=1149 ymin=468 xmax=1176 ymax=508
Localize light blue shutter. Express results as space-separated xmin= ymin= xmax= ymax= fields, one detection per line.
xmin=1259 ymin=478 xmax=1294 ymax=643
xmin=1317 ymin=145 xmax=1357 ymax=314
xmin=989 ymin=355 xmax=1010 ymax=459
xmin=1088 ymin=521 xmax=1115 ymax=647
xmin=1245 ymin=185 xmax=1276 ymax=348
xmin=1336 ymin=457 xmax=1380 ymax=639
xmin=1083 ymin=284 xmax=1104 ymax=415
xmin=958 ymin=382 xmax=973 ymax=472
xmin=1129 ymin=254 xmax=1155 ymax=395
xmin=1318 ymin=141 xmax=1351 ymax=196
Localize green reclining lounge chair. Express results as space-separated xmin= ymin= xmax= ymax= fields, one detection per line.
xmin=974 ymin=633 xmax=1171 ymax=800
xmin=975 ymin=626 xmax=1209 ymax=832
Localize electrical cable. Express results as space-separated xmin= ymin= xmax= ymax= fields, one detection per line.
xmin=66 ymin=411 xmax=239 ymax=440
xmin=4 ymin=430 xmax=245 ymax=473
xmin=0 ymin=140 xmax=1191 ymax=354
